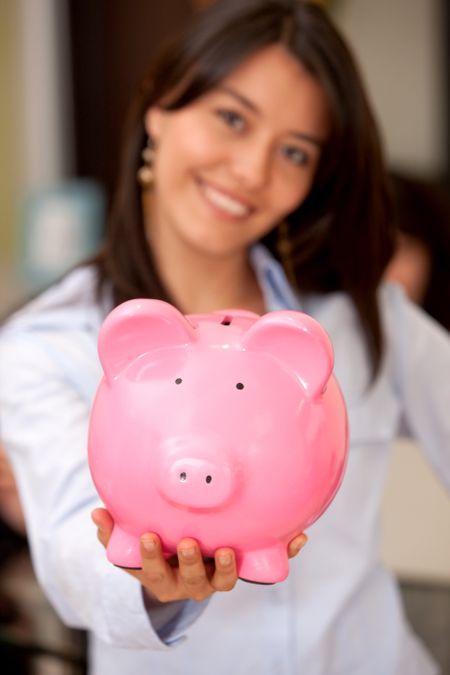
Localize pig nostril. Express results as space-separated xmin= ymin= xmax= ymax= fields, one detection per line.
xmin=206 ymin=475 xmax=212 ymax=484
xmin=179 ymin=472 xmax=187 ymax=482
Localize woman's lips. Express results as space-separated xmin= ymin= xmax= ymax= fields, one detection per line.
xmin=196 ymin=178 xmax=255 ymax=220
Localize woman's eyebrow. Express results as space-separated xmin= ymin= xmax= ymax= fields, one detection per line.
xmin=216 ymin=85 xmax=324 ymax=147
xmin=289 ymin=130 xmax=325 ymax=147
xmin=217 ymin=85 xmax=260 ymax=114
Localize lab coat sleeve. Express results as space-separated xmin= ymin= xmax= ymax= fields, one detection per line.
xmin=0 ymin=330 xmax=208 ymax=650
xmin=387 ymin=286 xmax=450 ymax=490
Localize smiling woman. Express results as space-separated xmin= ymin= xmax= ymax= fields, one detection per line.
xmin=98 ymin=0 xmax=393 ymax=375
xmin=144 ymin=44 xmax=329 ymax=307
xmin=0 ymin=1 xmax=449 ymax=675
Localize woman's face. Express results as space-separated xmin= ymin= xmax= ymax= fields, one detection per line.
xmin=146 ymin=44 xmax=330 ymax=258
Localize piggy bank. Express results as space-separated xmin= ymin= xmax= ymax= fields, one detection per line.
xmin=88 ymin=300 xmax=348 ymax=583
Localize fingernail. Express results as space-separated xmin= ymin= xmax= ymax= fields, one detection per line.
xmin=179 ymin=547 xmax=195 ymax=560
xmin=218 ymin=553 xmax=232 ymax=566
xmin=142 ymin=536 xmax=156 ymax=552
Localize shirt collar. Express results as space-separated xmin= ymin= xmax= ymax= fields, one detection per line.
xmin=249 ymin=244 xmax=303 ymax=312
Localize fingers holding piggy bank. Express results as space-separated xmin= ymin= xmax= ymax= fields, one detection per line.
xmin=91 ymin=507 xmax=308 ymax=601
xmin=88 ymin=300 xmax=348 ymax=584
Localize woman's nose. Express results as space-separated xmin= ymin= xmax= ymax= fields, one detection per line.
xmin=229 ymin=142 xmax=271 ymax=190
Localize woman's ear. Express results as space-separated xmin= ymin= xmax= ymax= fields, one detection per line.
xmin=144 ymin=106 xmax=165 ymax=141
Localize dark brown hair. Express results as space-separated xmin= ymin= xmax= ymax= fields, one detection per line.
xmin=94 ymin=0 xmax=395 ymax=375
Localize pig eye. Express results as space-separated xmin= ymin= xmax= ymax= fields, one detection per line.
xmin=175 ymin=378 xmax=183 ymax=385
xmin=236 ymin=382 xmax=244 ymax=390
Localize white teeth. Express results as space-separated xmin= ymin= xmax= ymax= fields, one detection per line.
xmin=202 ymin=184 xmax=250 ymax=217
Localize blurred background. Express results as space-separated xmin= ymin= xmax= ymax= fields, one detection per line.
xmin=0 ymin=0 xmax=449 ymax=673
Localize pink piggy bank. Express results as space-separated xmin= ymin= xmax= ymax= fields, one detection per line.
xmin=88 ymin=300 xmax=348 ymax=583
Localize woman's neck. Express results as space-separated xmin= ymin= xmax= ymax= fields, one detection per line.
xmin=146 ymin=218 xmax=265 ymax=315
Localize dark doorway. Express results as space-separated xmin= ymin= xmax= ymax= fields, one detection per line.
xmin=68 ymin=0 xmax=193 ymax=201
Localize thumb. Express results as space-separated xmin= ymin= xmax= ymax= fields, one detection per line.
xmin=91 ymin=507 xmax=114 ymax=547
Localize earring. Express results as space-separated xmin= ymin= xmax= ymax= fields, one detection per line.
xmin=277 ymin=221 xmax=297 ymax=288
xmin=137 ymin=138 xmax=155 ymax=188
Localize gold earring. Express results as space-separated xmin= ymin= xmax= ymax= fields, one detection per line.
xmin=277 ymin=221 xmax=297 ymax=288
xmin=137 ymin=139 xmax=155 ymax=188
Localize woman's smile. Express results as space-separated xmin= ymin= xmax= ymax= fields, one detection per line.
xmin=195 ymin=176 xmax=256 ymax=221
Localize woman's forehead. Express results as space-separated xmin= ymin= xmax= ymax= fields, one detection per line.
xmin=209 ymin=45 xmax=330 ymax=139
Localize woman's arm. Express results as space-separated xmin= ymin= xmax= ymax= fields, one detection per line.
xmin=0 ymin=331 xmax=209 ymax=650
xmin=386 ymin=285 xmax=450 ymax=489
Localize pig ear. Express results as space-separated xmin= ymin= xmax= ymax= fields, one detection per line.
xmin=98 ymin=299 xmax=196 ymax=380
xmin=241 ymin=311 xmax=334 ymax=397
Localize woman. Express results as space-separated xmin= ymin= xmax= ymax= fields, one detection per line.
xmin=1 ymin=1 xmax=449 ymax=673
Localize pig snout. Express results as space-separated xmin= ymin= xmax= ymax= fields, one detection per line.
xmin=157 ymin=441 xmax=236 ymax=509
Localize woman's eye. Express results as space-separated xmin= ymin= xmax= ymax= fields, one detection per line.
xmin=281 ymin=145 xmax=309 ymax=167
xmin=216 ymin=109 xmax=246 ymax=131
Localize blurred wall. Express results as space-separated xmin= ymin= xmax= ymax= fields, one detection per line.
xmin=0 ymin=0 xmax=74 ymax=312
xmin=0 ymin=0 xmax=193 ymax=310
xmin=381 ymin=438 xmax=450 ymax=584
xmin=19 ymin=0 xmax=74 ymax=189
xmin=0 ymin=1 xmax=22 ymax=264
xmin=68 ymin=0 xmax=193 ymax=199
xmin=332 ymin=0 xmax=447 ymax=178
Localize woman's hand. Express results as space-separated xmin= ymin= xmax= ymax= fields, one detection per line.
xmin=92 ymin=508 xmax=237 ymax=602
xmin=92 ymin=507 xmax=307 ymax=603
